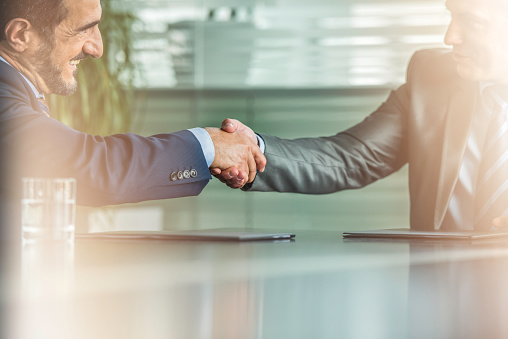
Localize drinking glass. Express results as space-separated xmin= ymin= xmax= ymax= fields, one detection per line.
xmin=21 ymin=177 xmax=76 ymax=243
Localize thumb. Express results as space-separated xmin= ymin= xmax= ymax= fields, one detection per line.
xmin=221 ymin=118 xmax=238 ymax=133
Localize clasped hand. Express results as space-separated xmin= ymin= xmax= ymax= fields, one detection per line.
xmin=206 ymin=119 xmax=263 ymax=188
xmin=206 ymin=119 xmax=259 ymax=189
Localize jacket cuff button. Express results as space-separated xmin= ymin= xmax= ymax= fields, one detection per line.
xmin=170 ymin=172 xmax=178 ymax=181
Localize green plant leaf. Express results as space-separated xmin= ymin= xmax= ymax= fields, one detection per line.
xmin=48 ymin=0 xmax=140 ymax=136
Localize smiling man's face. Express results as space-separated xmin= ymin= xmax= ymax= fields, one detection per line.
xmin=445 ymin=0 xmax=508 ymax=84
xmin=30 ymin=0 xmax=103 ymax=95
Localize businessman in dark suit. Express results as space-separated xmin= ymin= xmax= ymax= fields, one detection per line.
xmin=214 ymin=0 xmax=508 ymax=231
xmin=0 ymin=0 xmax=265 ymax=209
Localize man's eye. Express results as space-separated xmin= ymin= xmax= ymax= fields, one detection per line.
xmin=463 ymin=16 xmax=484 ymax=28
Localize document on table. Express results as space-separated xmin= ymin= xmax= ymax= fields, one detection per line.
xmin=77 ymin=228 xmax=296 ymax=241
xmin=342 ymin=228 xmax=508 ymax=240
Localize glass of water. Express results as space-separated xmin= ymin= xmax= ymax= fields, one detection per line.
xmin=21 ymin=178 xmax=76 ymax=243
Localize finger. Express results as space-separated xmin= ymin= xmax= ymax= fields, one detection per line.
xmin=210 ymin=169 xmax=226 ymax=183
xmin=221 ymin=118 xmax=238 ymax=133
xmin=227 ymin=167 xmax=239 ymax=178
xmin=251 ymin=144 xmax=266 ymax=172
xmin=226 ymin=177 xmax=245 ymax=189
xmin=220 ymin=168 xmax=236 ymax=180
xmin=236 ymin=177 xmax=247 ymax=188
xmin=219 ymin=173 xmax=243 ymax=188
xmin=237 ymin=170 xmax=246 ymax=181
xmin=229 ymin=182 xmax=244 ymax=189
xmin=247 ymin=151 xmax=257 ymax=183
xmin=214 ymin=174 xmax=226 ymax=183
xmin=233 ymin=170 xmax=247 ymax=188
xmin=232 ymin=119 xmax=257 ymax=144
xmin=210 ymin=168 xmax=221 ymax=176
xmin=225 ymin=179 xmax=241 ymax=188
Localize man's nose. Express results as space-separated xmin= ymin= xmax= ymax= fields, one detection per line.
xmin=444 ymin=19 xmax=463 ymax=46
xmin=83 ymin=26 xmax=103 ymax=59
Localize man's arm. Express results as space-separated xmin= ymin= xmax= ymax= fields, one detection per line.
xmin=0 ymin=63 xmax=265 ymax=205
xmin=213 ymin=84 xmax=411 ymax=193
xmin=5 ymin=117 xmax=264 ymax=206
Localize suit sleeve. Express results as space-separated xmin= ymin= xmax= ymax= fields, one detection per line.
xmin=0 ymin=66 xmax=211 ymax=206
xmin=243 ymin=84 xmax=411 ymax=194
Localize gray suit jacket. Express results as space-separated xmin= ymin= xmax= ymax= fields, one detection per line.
xmin=245 ymin=48 xmax=480 ymax=230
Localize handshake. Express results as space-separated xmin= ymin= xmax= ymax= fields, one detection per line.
xmin=205 ymin=118 xmax=263 ymax=189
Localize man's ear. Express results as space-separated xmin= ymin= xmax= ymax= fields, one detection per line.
xmin=4 ymin=18 xmax=34 ymax=53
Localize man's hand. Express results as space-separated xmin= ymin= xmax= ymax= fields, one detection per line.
xmin=221 ymin=118 xmax=257 ymax=143
xmin=205 ymin=126 xmax=265 ymax=185
xmin=210 ymin=119 xmax=261 ymax=189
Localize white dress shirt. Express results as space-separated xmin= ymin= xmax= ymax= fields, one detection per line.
xmin=442 ymin=84 xmax=508 ymax=230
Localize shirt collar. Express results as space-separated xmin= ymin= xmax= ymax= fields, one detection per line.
xmin=0 ymin=55 xmax=45 ymax=101
xmin=479 ymin=82 xmax=493 ymax=95
xmin=480 ymin=82 xmax=508 ymax=112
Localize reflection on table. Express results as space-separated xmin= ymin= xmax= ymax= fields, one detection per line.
xmin=4 ymin=231 xmax=508 ymax=339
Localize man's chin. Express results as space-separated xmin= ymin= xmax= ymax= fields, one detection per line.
xmin=456 ymin=64 xmax=483 ymax=82
xmin=53 ymin=79 xmax=78 ymax=96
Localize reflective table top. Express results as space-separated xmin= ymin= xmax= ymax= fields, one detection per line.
xmin=4 ymin=230 xmax=508 ymax=339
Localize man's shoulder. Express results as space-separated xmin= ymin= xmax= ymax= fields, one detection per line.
xmin=0 ymin=61 xmax=26 ymax=89
xmin=0 ymin=61 xmax=38 ymax=121
xmin=411 ymin=48 xmax=453 ymax=60
xmin=409 ymin=48 xmax=455 ymax=72
xmin=0 ymin=61 xmax=34 ymax=103
xmin=406 ymin=48 xmax=460 ymax=86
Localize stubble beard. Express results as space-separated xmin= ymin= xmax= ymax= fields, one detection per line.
xmin=34 ymin=37 xmax=78 ymax=96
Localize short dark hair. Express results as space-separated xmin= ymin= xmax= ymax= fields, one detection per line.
xmin=0 ymin=0 xmax=68 ymax=40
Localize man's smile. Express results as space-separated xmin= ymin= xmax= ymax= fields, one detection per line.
xmin=68 ymin=59 xmax=81 ymax=70
xmin=452 ymin=50 xmax=470 ymax=62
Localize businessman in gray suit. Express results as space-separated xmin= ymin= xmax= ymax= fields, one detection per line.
xmin=213 ymin=0 xmax=508 ymax=231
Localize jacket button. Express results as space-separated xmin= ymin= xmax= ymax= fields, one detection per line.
xmin=177 ymin=171 xmax=184 ymax=180
xmin=190 ymin=169 xmax=197 ymax=178
xmin=183 ymin=170 xmax=190 ymax=179
xmin=170 ymin=172 xmax=178 ymax=181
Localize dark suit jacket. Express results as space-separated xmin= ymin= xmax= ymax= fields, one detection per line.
xmin=0 ymin=60 xmax=211 ymax=207
xmin=246 ymin=48 xmax=481 ymax=230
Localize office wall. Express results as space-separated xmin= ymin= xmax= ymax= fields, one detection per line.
xmin=122 ymin=0 xmax=449 ymax=89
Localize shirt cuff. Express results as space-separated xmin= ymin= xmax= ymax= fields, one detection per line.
xmin=188 ymin=127 xmax=214 ymax=168
xmin=256 ymin=134 xmax=266 ymax=153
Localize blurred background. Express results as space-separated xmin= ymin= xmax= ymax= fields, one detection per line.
xmin=64 ymin=0 xmax=450 ymax=233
